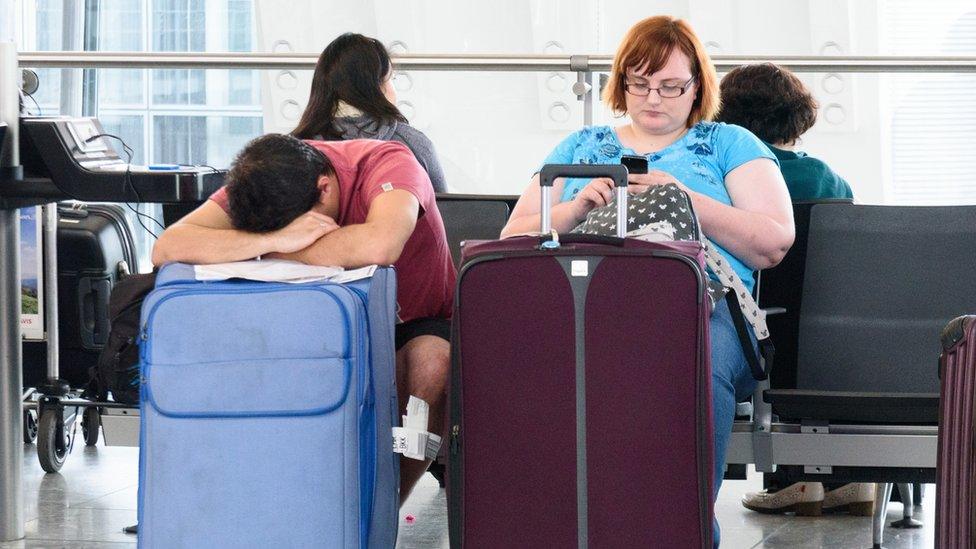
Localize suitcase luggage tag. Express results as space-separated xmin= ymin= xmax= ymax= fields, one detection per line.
xmin=393 ymin=395 xmax=442 ymax=461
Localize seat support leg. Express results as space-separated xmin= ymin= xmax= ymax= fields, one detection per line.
xmin=751 ymin=377 xmax=775 ymax=473
xmin=872 ymin=482 xmax=893 ymax=548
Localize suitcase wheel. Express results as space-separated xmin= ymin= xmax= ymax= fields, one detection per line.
xmin=23 ymin=409 xmax=38 ymax=444
xmin=37 ymin=408 xmax=72 ymax=473
xmin=82 ymin=407 xmax=100 ymax=447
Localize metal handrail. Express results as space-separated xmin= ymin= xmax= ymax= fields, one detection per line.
xmin=17 ymin=51 xmax=976 ymax=72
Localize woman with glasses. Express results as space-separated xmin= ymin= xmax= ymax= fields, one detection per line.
xmin=291 ymin=33 xmax=449 ymax=192
xmin=501 ymin=15 xmax=795 ymax=547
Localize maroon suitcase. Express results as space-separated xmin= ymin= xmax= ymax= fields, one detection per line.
xmin=448 ymin=164 xmax=714 ymax=548
xmin=937 ymin=315 xmax=976 ymax=548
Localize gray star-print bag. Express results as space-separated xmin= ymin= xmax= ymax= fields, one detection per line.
xmin=572 ymin=183 xmax=773 ymax=380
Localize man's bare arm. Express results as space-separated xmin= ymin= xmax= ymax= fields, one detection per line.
xmin=272 ymin=189 xmax=420 ymax=268
xmin=151 ymin=200 xmax=337 ymax=266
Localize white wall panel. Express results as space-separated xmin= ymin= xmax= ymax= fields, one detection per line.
xmin=254 ymin=0 xmax=885 ymax=200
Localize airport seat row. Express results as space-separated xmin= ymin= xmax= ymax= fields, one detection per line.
xmin=153 ymin=195 xmax=976 ymax=547
xmin=435 ymin=195 xmax=976 ymax=547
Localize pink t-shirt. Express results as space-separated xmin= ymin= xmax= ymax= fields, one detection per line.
xmin=210 ymin=139 xmax=456 ymax=321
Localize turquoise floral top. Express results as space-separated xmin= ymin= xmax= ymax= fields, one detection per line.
xmin=540 ymin=122 xmax=777 ymax=292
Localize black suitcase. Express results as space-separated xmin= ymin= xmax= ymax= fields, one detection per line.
xmin=23 ymin=203 xmax=139 ymax=388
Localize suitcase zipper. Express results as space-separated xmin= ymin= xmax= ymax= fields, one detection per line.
xmin=450 ymin=424 xmax=459 ymax=454
xmin=140 ymin=284 xmax=355 ymax=418
xmin=345 ymin=286 xmax=379 ymax=547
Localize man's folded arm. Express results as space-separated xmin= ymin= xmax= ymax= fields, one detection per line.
xmin=274 ymin=189 xmax=420 ymax=269
xmin=151 ymin=201 xmax=278 ymax=266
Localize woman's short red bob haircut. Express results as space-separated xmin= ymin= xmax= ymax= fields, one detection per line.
xmin=603 ymin=15 xmax=720 ymax=127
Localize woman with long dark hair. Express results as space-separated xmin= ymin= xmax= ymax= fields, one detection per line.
xmin=292 ymin=33 xmax=449 ymax=192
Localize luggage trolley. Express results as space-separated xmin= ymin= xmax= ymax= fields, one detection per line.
xmin=14 ymin=115 xmax=224 ymax=472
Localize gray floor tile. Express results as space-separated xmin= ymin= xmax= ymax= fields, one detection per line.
xmin=72 ymin=488 xmax=137 ymax=512
xmin=3 ymin=443 xmax=936 ymax=548
xmin=397 ymin=475 xmax=449 ymax=548
xmin=752 ymin=504 xmax=932 ymax=548
xmin=24 ymin=508 xmax=137 ymax=544
xmin=0 ymin=541 xmax=135 ymax=549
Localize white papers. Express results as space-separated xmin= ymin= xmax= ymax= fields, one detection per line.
xmin=330 ymin=265 xmax=378 ymax=284
xmin=392 ymin=395 xmax=442 ymax=461
xmin=193 ymin=259 xmax=376 ymax=284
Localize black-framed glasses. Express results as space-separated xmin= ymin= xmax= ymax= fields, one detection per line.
xmin=624 ymin=77 xmax=695 ymax=98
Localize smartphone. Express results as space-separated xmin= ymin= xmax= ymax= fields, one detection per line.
xmin=620 ymin=154 xmax=648 ymax=175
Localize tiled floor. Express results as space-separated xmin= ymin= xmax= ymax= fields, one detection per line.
xmin=1 ymin=442 xmax=934 ymax=548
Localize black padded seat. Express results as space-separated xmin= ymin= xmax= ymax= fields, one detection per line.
xmin=759 ymin=199 xmax=853 ymax=390
xmin=765 ymin=203 xmax=976 ymax=424
xmin=764 ymin=390 xmax=939 ymax=424
xmin=435 ymin=193 xmax=516 ymax=267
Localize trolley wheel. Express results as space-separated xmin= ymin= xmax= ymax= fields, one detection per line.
xmin=23 ymin=409 xmax=38 ymax=444
xmin=82 ymin=407 xmax=100 ymax=447
xmin=37 ymin=408 xmax=70 ymax=473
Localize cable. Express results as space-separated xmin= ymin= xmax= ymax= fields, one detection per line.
xmin=84 ymin=133 xmax=164 ymax=238
xmin=85 ymin=133 xmax=166 ymax=233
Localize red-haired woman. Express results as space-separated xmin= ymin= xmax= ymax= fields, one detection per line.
xmin=502 ymin=16 xmax=795 ymax=546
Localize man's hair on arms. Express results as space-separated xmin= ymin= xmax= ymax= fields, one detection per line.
xmin=225 ymin=133 xmax=333 ymax=232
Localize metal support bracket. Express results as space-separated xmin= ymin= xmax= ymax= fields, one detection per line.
xmin=751 ymin=378 xmax=776 ymax=473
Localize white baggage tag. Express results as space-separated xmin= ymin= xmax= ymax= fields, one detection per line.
xmin=392 ymin=396 xmax=442 ymax=460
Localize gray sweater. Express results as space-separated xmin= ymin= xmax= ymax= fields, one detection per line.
xmin=326 ymin=116 xmax=449 ymax=193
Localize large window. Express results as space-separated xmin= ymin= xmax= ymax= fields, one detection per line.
xmin=882 ymin=0 xmax=976 ymax=205
xmin=29 ymin=0 xmax=264 ymax=168
xmin=28 ymin=0 xmax=64 ymax=113
xmin=20 ymin=1 xmax=976 ymax=202
xmin=20 ymin=0 xmax=263 ymax=271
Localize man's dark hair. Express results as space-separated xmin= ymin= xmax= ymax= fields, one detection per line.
xmin=225 ymin=134 xmax=332 ymax=232
xmin=716 ymin=63 xmax=818 ymax=146
xmin=291 ymin=33 xmax=406 ymax=140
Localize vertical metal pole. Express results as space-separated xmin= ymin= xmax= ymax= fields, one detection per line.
xmin=582 ymin=71 xmax=593 ymax=127
xmin=58 ymin=0 xmax=84 ymax=116
xmin=570 ymin=56 xmax=594 ymax=127
xmin=43 ymin=204 xmax=58 ymax=382
xmin=0 ymin=39 xmax=25 ymax=543
xmin=46 ymin=0 xmax=77 ymax=383
xmin=898 ymin=483 xmax=913 ymax=519
xmin=872 ymin=482 xmax=893 ymax=547
xmin=615 ymin=186 xmax=627 ymax=237
xmin=540 ymin=186 xmax=552 ymax=234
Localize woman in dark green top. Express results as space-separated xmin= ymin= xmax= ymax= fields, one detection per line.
xmin=717 ymin=63 xmax=865 ymax=517
xmin=717 ymin=63 xmax=853 ymax=201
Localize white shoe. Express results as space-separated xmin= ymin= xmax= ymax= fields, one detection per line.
xmin=823 ymin=483 xmax=875 ymax=516
xmin=741 ymin=482 xmax=825 ymax=516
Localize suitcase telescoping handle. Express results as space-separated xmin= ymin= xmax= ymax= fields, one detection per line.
xmin=538 ymin=163 xmax=630 ymax=238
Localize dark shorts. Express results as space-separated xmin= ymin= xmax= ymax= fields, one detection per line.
xmin=395 ymin=317 xmax=451 ymax=351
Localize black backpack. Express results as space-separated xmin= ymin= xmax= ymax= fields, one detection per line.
xmin=84 ymin=271 xmax=157 ymax=405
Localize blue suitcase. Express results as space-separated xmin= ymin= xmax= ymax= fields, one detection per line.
xmin=137 ymin=263 xmax=399 ymax=548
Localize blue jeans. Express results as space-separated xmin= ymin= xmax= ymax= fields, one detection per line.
xmin=710 ymin=299 xmax=758 ymax=547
